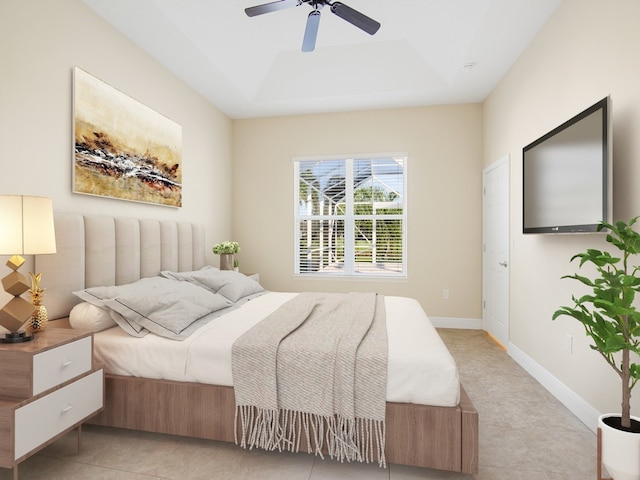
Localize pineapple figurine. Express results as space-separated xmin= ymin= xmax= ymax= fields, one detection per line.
xmin=28 ymin=272 xmax=48 ymax=333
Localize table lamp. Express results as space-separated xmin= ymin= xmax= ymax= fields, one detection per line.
xmin=0 ymin=195 xmax=56 ymax=343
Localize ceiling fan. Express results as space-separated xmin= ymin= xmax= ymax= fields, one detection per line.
xmin=245 ymin=0 xmax=381 ymax=52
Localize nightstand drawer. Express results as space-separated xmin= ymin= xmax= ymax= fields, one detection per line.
xmin=32 ymin=336 xmax=92 ymax=395
xmin=14 ymin=370 xmax=103 ymax=460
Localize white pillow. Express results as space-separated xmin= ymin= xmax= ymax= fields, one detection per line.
xmin=69 ymin=302 xmax=117 ymax=332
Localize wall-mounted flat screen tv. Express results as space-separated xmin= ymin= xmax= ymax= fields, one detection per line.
xmin=523 ymin=97 xmax=612 ymax=234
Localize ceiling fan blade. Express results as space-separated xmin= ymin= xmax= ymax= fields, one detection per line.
xmin=329 ymin=1 xmax=380 ymax=35
xmin=245 ymin=0 xmax=300 ymax=17
xmin=302 ymin=10 xmax=321 ymax=52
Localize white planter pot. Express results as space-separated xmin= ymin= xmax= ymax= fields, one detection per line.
xmin=598 ymin=413 xmax=640 ymax=480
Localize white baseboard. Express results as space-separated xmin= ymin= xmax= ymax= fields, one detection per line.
xmin=507 ymin=342 xmax=600 ymax=433
xmin=430 ymin=317 xmax=483 ymax=329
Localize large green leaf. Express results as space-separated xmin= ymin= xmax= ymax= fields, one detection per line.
xmin=554 ymin=217 xmax=640 ymax=426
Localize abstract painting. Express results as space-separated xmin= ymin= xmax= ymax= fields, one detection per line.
xmin=73 ymin=67 xmax=182 ymax=207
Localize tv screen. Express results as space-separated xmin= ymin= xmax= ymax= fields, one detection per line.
xmin=523 ymin=97 xmax=612 ymax=234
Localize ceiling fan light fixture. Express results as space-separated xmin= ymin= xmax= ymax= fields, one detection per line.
xmin=245 ymin=0 xmax=381 ymax=51
xmin=302 ymin=9 xmax=322 ymax=52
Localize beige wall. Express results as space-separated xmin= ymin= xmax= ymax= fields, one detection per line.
xmin=0 ymin=1 xmax=482 ymax=321
xmin=232 ymin=105 xmax=483 ymax=320
xmin=0 ymin=0 xmax=233 ymax=269
xmin=484 ymin=0 xmax=640 ymax=418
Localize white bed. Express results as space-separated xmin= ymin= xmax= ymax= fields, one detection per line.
xmin=35 ymin=213 xmax=478 ymax=474
xmin=91 ymin=292 xmax=460 ymax=407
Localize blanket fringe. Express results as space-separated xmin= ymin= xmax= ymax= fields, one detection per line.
xmin=235 ymin=406 xmax=386 ymax=467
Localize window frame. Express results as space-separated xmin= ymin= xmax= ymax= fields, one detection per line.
xmin=293 ymin=154 xmax=408 ymax=279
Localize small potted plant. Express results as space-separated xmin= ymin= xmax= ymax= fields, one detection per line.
xmin=553 ymin=218 xmax=640 ymax=480
xmin=212 ymin=241 xmax=240 ymax=270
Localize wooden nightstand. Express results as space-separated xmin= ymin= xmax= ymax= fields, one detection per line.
xmin=0 ymin=328 xmax=104 ymax=480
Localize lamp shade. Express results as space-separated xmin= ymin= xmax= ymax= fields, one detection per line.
xmin=0 ymin=195 xmax=56 ymax=255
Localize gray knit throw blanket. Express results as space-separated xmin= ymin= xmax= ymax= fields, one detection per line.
xmin=232 ymin=292 xmax=388 ymax=467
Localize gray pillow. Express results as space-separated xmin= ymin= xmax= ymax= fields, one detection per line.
xmin=74 ymin=276 xmax=234 ymax=340
xmin=162 ymin=268 xmax=266 ymax=304
xmin=109 ymin=309 xmax=149 ymax=338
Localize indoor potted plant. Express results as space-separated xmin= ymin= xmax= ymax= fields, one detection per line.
xmin=212 ymin=241 xmax=240 ymax=270
xmin=553 ymin=218 xmax=640 ymax=480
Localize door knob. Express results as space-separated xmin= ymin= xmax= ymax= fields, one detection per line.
xmin=499 ymin=261 xmax=508 ymax=267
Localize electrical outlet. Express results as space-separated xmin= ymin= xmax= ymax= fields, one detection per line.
xmin=565 ymin=334 xmax=573 ymax=353
xmin=443 ymin=289 xmax=450 ymax=300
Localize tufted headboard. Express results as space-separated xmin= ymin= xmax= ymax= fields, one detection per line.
xmin=35 ymin=214 xmax=206 ymax=320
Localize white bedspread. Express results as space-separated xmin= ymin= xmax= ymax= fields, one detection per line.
xmin=93 ymin=292 xmax=460 ymax=407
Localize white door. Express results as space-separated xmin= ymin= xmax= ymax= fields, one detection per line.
xmin=483 ymin=156 xmax=510 ymax=347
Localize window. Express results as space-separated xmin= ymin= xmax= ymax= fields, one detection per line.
xmin=294 ymin=156 xmax=407 ymax=277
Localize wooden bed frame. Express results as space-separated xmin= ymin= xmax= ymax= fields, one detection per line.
xmin=39 ymin=214 xmax=479 ymax=474
xmin=89 ymin=375 xmax=478 ymax=473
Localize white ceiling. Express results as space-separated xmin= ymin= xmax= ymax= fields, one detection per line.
xmin=83 ymin=0 xmax=561 ymax=119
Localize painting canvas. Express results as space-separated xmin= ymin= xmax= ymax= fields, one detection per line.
xmin=73 ymin=67 xmax=182 ymax=207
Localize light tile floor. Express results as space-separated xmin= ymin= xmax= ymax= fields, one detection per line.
xmin=1 ymin=329 xmax=598 ymax=479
